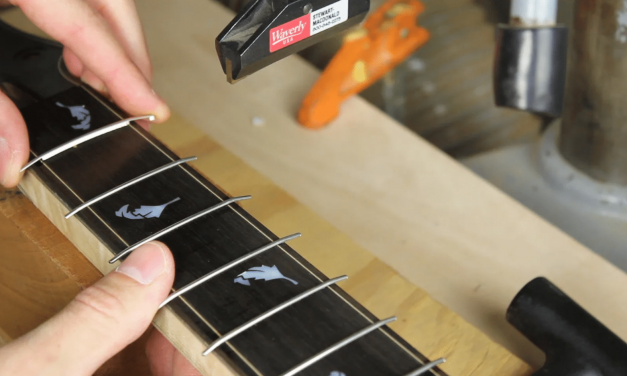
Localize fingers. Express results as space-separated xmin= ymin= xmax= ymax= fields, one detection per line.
xmin=87 ymin=0 xmax=152 ymax=81
xmin=12 ymin=0 xmax=169 ymax=122
xmin=0 ymin=242 xmax=175 ymax=376
xmin=147 ymin=329 xmax=202 ymax=376
xmin=0 ymin=90 xmax=29 ymax=187
xmin=62 ymin=47 xmax=84 ymax=78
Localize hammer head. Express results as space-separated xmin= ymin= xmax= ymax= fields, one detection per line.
xmin=507 ymin=277 xmax=627 ymax=376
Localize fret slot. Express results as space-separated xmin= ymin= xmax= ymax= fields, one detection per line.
xmin=404 ymin=358 xmax=446 ymax=376
xmin=20 ymin=115 xmax=155 ymax=172
xmin=203 ymin=275 xmax=349 ymax=356
xmin=280 ymin=316 xmax=397 ymax=376
xmin=160 ymin=233 xmax=302 ymax=308
xmin=108 ymin=195 xmax=252 ymax=263
xmin=65 ymin=157 xmax=197 ymax=219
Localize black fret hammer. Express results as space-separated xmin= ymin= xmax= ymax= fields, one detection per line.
xmin=215 ymin=0 xmax=369 ymax=83
xmin=507 ymin=277 xmax=627 ymax=376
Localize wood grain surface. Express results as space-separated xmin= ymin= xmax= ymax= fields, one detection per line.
xmin=132 ymin=0 xmax=627 ymax=368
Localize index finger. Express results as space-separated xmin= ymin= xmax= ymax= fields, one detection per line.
xmin=12 ymin=0 xmax=169 ymax=122
xmin=88 ymin=0 xmax=153 ymax=82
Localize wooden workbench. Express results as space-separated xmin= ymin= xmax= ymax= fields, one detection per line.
xmin=1 ymin=0 xmax=626 ymax=373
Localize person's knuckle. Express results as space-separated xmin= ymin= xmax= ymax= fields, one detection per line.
xmin=72 ymin=284 xmax=126 ymax=326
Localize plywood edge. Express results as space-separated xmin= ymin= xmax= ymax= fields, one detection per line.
xmin=18 ymin=172 xmax=239 ymax=376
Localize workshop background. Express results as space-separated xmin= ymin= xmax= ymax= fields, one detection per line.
xmin=217 ymin=0 xmax=574 ymax=158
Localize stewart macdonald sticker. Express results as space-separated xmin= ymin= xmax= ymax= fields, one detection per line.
xmin=269 ymin=0 xmax=348 ymax=53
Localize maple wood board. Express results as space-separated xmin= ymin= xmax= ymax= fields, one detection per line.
xmin=133 ymin=0 xmax=627 ymax=368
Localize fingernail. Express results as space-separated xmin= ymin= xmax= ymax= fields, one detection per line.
xmin=0 ymin=137 xmax=17 ymax=187
xmin=153 ymin=103 xmax=170 ymax=123
xmin=150 ymin=91 xmax=170 ymax=123
xmin=116 ymin=242 xmax=167 ymax=285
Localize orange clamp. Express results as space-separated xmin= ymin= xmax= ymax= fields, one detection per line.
xmin=298 ymin=0 xmax=429 ymax=129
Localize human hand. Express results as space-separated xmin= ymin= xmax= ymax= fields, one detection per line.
xmin=0 ymin=0 xmax=170 ymax=188
xmin=0 ymin=241 xmax=200 ymax=376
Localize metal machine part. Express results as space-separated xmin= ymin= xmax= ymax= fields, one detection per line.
xmin=473 ymin=0 xmax=627 ymax=271
xmin=493 ymin=0 xmax=568 ymax=117
xmin=508 ymin=277 xmax=627 ymax=376
xmin=216 ymin=0 xmax=370 ymax=83
xmin=510 ymin=0 xmax=559 ymax=26
xmin=560 ymin=0 xmax=627 ymax=185
xmin=464 ymin=121 xmax=627 ymax=272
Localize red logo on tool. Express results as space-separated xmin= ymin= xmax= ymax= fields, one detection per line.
xmin=270 ymin=14 xmax=310 ymax=52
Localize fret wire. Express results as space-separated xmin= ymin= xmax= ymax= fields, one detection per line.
xmin=280 ymin=317 xmax=398 ymax=376
xmin=108 ymin=195 xmax=252 ymax=264
xmin=174 ymin=163 xmax=428 ymax=363
xmin=177 ymin=294 xmax=266 ymax=376
xmin=65 ymin=156 xmax=197 ymax=219
xmin=37 ymin=156 xmax=130 ymax=248
xmin=203 ymin=275 xmax=349 ymax=356
xmin=20 ymin=114 xmax=155 ymax=172
xmin=76 ymin=86 xmax=430 ymax=365
xmin=160 ymin=233 xmax=302 ymax=309
xmin=403 ymin=358 xmax=446 ymax=376
xmin=163 ymin=154 xmax=427 ymax=363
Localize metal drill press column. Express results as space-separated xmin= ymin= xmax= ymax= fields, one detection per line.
xmin=560 ymin=0 xmax=627 ymax=185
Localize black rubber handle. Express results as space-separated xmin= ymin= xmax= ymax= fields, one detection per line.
xmin=507 ymin=277 xmax=627 ymax=376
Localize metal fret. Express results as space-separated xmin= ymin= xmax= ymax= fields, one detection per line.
xmin=108 ymin=195 xmax=252 ymax=263
xmin=160 ymin=233 xmax=302 ymax=309
xmin=404 ymin=358 xmax=446 ymax=376
xmin=21 ymin=115 xmax=155 ymax=172
xmin=203 ymin=275 xmax=348 ymax=355
xmin=65 ymin=157 xmax=197 ymax=219
xmin=280 ymin=316 xmax=397 ymax=376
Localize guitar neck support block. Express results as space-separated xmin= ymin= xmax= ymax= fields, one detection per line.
xmin=507 ymin=277 xmax=627 ymax=376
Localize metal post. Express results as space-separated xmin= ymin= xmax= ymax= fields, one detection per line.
xmin=560 ymin=0 xmax=627 ymax=185
xmin=510 ymin=0 xmax=559 ymax=26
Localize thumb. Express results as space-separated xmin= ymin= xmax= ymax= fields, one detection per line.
xmin=0 ymin=90 xmax=29 ymax=188
xmin=0 ymin=241 xmax=174 ymax=376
